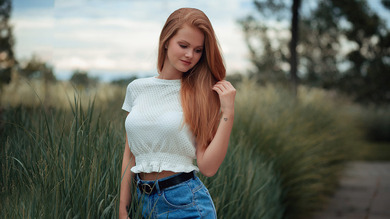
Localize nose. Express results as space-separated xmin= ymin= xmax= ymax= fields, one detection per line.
xmin=185 ymin=50 xmax=193 ymax=59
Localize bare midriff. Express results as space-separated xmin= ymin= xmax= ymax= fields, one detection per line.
xmin=138 ymin=170 xmax=178 ymax=181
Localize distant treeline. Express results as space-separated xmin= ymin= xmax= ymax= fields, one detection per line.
xmin=241 ymin=0 xmax=390 ymax=104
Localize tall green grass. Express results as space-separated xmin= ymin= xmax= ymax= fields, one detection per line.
xmin=0 ymin=99 xmax=124 ymax=218
xmin=1 ymin=79 xmax=360 ymax=218
xmin=232 ymin=80 xmax=357 ymax=218
xmin=202 ymin=136 xmax=284 ymax=219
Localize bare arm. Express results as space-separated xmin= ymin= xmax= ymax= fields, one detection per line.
xmin=196 ymin=80 xmax=236 ymax=177
xmin=119 ymin=113 xmax=136 ymax=219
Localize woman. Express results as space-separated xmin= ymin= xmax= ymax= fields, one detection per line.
xmin=119 ymin=8 xmax=236 ymax=219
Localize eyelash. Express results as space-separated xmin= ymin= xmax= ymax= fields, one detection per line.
xmin=179 ymin=44 xmax=203 ymax=53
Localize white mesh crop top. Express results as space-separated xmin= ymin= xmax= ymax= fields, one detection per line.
xmin=122 ymin=76 xmax=199 ymax=173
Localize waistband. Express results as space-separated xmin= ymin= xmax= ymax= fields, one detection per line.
xmin=136 ymin=171 xmax=196 ymax=195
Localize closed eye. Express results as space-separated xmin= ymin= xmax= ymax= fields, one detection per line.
xmin=179 ymin=44 xmax=187 ymax=48
xmin=195 ymin=49 xmax=203 ymax=53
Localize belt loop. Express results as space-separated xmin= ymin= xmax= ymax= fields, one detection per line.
xmin=155 ymin=179 xmax=162 ymax=195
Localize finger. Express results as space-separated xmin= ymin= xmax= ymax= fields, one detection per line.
xmin=219 ymin=82 xmax=229 ymax=90
xmin=213 ymin=83 xmax=223 ymax=90
xmin=216 ymin=81 xmax=229 ymax=90
xmin=215 ymin=84 xmax=227 ymax=93
xmin=221 ymin=80 xmax=233 ymax=89
xmin=212 ymin=85 xmax=223 ymax=94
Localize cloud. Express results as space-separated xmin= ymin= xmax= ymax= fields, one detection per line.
xmin=11 ymin=0 xmax=253 ymax=79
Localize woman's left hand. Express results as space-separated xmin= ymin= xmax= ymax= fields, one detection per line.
xmin=212 ymin=80 xmax=236 ymax=116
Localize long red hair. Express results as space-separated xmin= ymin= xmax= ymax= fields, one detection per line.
xmin=157 ymin=8 xmax=226 ymax=151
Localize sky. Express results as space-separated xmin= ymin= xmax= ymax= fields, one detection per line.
xmin=11 ymin=0 xmax=255 ymax=81
xmin=10 ymin=0 xmax=390 ymax=82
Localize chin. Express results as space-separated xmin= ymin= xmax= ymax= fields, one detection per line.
xmin=178 ymin=67 xmax=191 ymax=73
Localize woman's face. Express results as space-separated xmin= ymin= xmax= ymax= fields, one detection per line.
xmin=164 ymin=24 xmax=204 ymax=75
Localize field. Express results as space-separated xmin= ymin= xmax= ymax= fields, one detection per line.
xmin=1 ymin=77 xmax=388 ymax=219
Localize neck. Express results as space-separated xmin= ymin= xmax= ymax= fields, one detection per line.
xmin=157 ymin=73 xmax=181 ymax=80
xmin=159 ymin=59 xmax=183 ymax=80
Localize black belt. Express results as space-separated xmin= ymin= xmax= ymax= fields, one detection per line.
xmin=137 ymin=171 xmax=195 ymax=195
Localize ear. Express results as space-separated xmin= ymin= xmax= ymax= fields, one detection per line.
xmin=165 ymin=42 xmax=169 ymax=49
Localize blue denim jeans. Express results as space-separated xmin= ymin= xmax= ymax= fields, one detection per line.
xmin=135 ymin=172 xmax=217 ymax=218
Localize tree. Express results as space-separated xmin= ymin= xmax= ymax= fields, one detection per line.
xmin=298 ymin=0 xmax=342 ymax=88
xmin=70 ymin=70 xmax=98 ymax=88
xmin=290 ymin=0 xmax=301 ymax=96
xmin=240 ymin=0 xmax=304 ymax=94
xmin=241 ymin=0 xmax=390 ymax=103
xmin=0 ymin=0 xmax=15 ymax=88
xmin=19 ymin=55 xmax=56 ymax=82
xmin=241 ymin=0 xmax=342 ymax=88
xmin=111 ymin=75 xmax=138 ymax=86
xmin=330 ymin=0 xmax=390 ymax=103
xmin=240 ymin=0 xmax=290 ymax=85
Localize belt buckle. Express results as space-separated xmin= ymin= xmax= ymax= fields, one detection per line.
xmin=141 ymin=183 xmax=153 ymax=195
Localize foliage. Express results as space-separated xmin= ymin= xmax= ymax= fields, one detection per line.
xmin=241 ymin=0 xmax=390 ymax=103
xmin=239 ymin=14 xmax=289 ymax=84
xmin=0 ymin=78 xmax=124 ymax=110
xmin=111 ymin=75 xmax=138 ymax=87
xmin=359 ymin=105 xmax=390 ymax=142
xmin=330 ymin=0 xmax=390 ymax=103
xmin=0 ymin=101 xmax=124 ymax=218
xmin=355 ymin=141 xmax=390 ymax=161
xmin=202 ymin=139 xmax=284 ymax=219
xmin=299 ymin=0 xmax=342 ymax=88
xmin=19 ymin=55 xmax=56 ymax=82
xmin=233 ymin=79 xmax=358 ymax=218
xmin=70 ymin=70 xmax=98 ymax=88
xmin=0 ymin=0 xmax=15 ymax=87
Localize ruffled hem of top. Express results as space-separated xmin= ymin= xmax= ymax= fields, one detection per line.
xmin=130 ymin=161 xmax=199 ymax=173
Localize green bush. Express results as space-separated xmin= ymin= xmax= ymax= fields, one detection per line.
xmin=203 ymin=136 xmax=284 ymax=219
xmin=352 ymin=105 xmax=390 ymax=161
xmin=232 ymin=80 xmax=356 ymax=218
xmin=360 ymin=105 xmax=390 ymax=142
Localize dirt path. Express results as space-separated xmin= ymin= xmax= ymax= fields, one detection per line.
xmin=312 ymin=161 xmax=390 ymax=219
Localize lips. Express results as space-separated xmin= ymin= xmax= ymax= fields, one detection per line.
xmin=180 ymin=60 xmax=191 ymax=65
